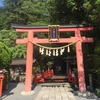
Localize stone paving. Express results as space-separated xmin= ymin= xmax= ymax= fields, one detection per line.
xmin=34 ymin=83 xmax=76 ymax=100
xmin=34 ymin=86 xmax=76 ymax=100
xmin=2 ymin=82 xmax=96 ymax=100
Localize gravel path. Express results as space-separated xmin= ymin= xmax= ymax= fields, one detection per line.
xmin=2 ymin=82 xmax=97 ymax=100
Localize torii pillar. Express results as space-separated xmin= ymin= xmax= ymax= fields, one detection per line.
xmin=20 ymin=30 xmax=34 ymax=95
xmin=75 ymin=30 xmax=86 ymax=92
xmin=24 ymin=31 xmax=33 ymax=92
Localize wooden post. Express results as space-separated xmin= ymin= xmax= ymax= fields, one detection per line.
xmin=75 ymin=30 xmax=86 ymax=92
xmin=0 ymin=78 xmax=3 ymax=96
xmin=25 ymin=30 xmax=33 ymax=92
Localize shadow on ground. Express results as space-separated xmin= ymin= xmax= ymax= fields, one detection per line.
xmin=2 ymin=82 xmax=18 ymax=99
xmin=2 ymin=82 xmax=39 ymax=100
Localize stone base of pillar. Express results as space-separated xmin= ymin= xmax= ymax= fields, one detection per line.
xmin=74 ymin=90 xmax=92 ymax=97
xmin=21 ymin=90 xmax=35 ymax=96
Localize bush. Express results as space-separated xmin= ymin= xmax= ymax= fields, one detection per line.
xmin=97 ymin=89 xmax=100 ymax=97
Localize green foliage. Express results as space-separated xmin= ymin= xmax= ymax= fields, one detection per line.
xmin=0 ymin=29 xmax=18 ymax=46
xmin=33 ymin=65 xmax=41 ymax=74
xmin=11 ymin=44 xmax=26 ymax=59
xmin=45 ymin=0 xmax=87 ymax=24
xmin=0 ymin=42 xmax=12 ymax=69
xmin=46 ymin=61 xmax=54 ymax=69
xmin=0 ymin=0 xmax=49 ymax=29
xmin=0 ymin=29 xmax=27 ymax=59
xmin=44 ymin=0 xmax=100 ymax=24
xmin=97 ymin=89 xmax=100 ymax=97
xmin=73 ymin=68 xmax=78 ymax=75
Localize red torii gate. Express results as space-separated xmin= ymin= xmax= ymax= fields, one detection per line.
xmin=12 ymin=24 xmax=93 ymax=94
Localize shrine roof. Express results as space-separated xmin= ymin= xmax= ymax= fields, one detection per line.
xmin=11 ymin=24 xmax=93 ymax=29
xmin=10 ymin=59 xmax=36 ymax=66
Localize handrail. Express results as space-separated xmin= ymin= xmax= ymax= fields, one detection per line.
xmin=33 ymin=69 xmax=54 ymax=84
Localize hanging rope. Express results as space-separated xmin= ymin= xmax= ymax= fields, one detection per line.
xmin=28 ymin=40 xmax=79 ymax=50
xmin=28 ymin=40 xmax=79 ymax=56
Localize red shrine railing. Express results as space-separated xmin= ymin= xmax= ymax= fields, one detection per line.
xmin=34 ymin=69 xmax=77 ymax=85
xmin=34 ymin=69 xmax=54 ymax=84
xmin=68 ymin=69 xmax=77 ymax=85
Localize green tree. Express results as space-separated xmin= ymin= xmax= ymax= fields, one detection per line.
xmin=0 ymin=29 xmax=27 ymax=59
xmin=0 ymin=42 xmax=12 ymax=69
xmin=1 ymin=0 xmax=49 ymax=29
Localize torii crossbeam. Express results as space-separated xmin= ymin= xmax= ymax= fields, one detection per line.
xmin=12 ymin=24 xmax=93 ymax=95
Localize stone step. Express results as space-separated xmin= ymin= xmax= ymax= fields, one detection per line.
xmin=45 ymin=75 xmax=68 ymax=82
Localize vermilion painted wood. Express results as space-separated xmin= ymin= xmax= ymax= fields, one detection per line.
xmin=25 ymin=30 xmax=33 ymax=92
xmin=16 ymin=37 xmax=93 ymax=44
xmin=13 ymin=25 xmax=93 ymax=93
xmin=16 ymin=27 xmax=93 ymax=33
xmin=75 ymin=30 xmax=86 ymax=92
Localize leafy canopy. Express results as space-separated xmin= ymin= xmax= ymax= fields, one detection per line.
xmin=0 ymin=42 xmax=12 ymax=69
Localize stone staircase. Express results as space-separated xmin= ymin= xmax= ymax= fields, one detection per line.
xmin=45 ymin=75 xmax=68 ymax=83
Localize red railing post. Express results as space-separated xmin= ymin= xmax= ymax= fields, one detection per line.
xmin=48 ymin=69 xmax=51 ymax=77
xmin=68 ymin=69 xmax=72 ymax=83
xmin=51 ymin=69 xmax=54 ymax=76
xmin=0 ymin=70 xmax=4 ymax=97
xmin=34 ymin=74 xmax=38 ymax=85
xmin=73 ymin=75 xmax=77 ymax=85
xmin=39 ymin=72 xmax=45 ymax=83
